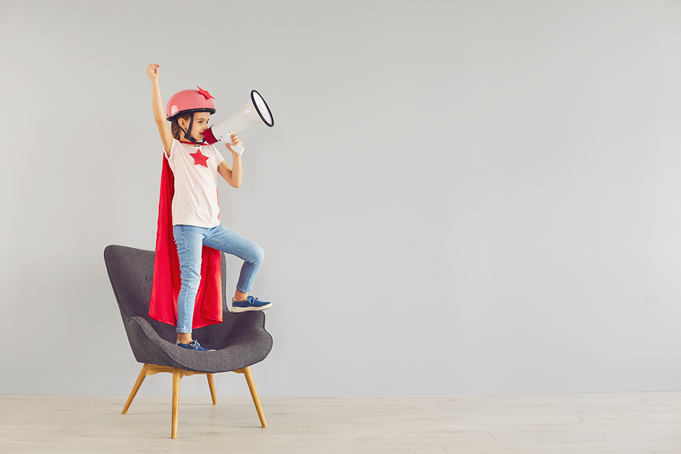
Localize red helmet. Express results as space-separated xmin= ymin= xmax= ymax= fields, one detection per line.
xmin=165 ymin=86 xmax=216 ymax=121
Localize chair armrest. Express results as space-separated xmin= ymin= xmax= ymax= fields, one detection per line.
xmin=128 ymin=316 xmax=164 ymax=341
xmin=123 ymin=316 xmax=178 ymax=367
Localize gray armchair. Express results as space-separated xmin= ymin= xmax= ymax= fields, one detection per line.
xmin=104 ymin=245 xmax=273 ymax=438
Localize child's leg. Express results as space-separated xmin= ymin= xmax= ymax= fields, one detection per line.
xmin=203 ymin=224 xmax=264 ymax=299
xmin=173 ymin=224 xmax=206 ymax=342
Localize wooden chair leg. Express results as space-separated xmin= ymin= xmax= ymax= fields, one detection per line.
xmin=207 ymin=374 xmax=217 ymax=405
xmin=121 ymin=364 xmax=149 ymax=415
xmin=242 ymin=366 xmax=267 ymax=428
xmin=171 ymin=368 xmax=181 ymax=439
xmin=123 ymin=364 xmax=249 ymax=438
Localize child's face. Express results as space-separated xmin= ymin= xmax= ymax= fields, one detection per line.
xmin=179 ymin=112 xmax=211 ymax=142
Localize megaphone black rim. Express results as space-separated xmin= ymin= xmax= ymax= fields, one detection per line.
xmin=251 ymin=90 xmax=274 ymax=127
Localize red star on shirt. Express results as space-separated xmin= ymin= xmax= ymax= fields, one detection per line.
xmin=190 ymin=149 xmax=209 ymax=167
xmin=197 ymin=86 xmax=215 ymax=100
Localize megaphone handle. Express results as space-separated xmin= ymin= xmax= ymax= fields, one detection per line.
xmin=226 ymin=130 xmax=244 ymax=155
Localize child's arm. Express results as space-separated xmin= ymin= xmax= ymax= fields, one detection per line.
xmin=147 ymin=64 xmax=173 ymax=156
xmin=218 ymin=134 xmax=244 ymax=188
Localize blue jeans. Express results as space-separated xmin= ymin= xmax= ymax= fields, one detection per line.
xmin=173 ymin=224 xmax=265 ymax=334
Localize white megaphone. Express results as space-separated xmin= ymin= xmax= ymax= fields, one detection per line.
xmin=202 ymin=90 xmax=274 ymax=155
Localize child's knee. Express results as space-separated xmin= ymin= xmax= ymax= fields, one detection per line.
xmin=252 ymin=245 xmax=265 ymax=265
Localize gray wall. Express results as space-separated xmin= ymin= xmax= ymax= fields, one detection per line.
xmin=1 ymin=0 xmax=680 ymax=397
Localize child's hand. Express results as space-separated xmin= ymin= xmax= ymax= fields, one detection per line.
xmin=147 ymin=64 xmax=160 ymax=81
xmin=226 ymin=133 xmax=243 ymax=153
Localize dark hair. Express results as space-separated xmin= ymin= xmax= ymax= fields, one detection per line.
xmin=170 ymin=113 xmax=192 ymax=140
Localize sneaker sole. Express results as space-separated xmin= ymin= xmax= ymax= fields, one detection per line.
xmin=176 ymin=345 xmax=215 ymax=352
xmin=232 ymin=303 xmax=272 ymax=313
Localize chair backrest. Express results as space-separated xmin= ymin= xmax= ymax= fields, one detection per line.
xmin=104 ymin=245 xmax=227 ymax=342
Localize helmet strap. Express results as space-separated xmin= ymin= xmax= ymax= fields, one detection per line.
xmin=174 ymin=112 xmax=206 ymax=145
xmin=184 ymin=112 xmax=198 ymax=143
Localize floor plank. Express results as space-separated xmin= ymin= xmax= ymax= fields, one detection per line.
xmin=0 ymin=393 xmax=678 ymax=453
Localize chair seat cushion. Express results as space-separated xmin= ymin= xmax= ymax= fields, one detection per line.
xmin=126 ymin=314 xmax=273 ymax=373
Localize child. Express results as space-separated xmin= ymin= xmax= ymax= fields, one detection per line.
xmin=146 ymin=63 xmax=271 ymax=352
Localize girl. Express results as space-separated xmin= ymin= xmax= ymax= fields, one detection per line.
xmin=147 ymin=63 xmax=271 ymax=352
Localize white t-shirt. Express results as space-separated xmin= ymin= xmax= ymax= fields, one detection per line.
xmin=165 ymin=139 xmax=225 ymax=228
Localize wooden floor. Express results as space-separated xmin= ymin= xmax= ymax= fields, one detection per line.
xmin=1 ymin=392 xmax=680 ymax=453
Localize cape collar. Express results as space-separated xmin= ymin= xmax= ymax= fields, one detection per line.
xmin=180 ymin=140 xmax=206 ymax=147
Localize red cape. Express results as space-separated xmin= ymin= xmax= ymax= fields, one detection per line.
xmin=149 ymin=156 xmax=223 ymax=328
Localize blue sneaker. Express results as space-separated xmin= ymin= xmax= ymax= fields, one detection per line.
xmin=176 ymin=340 xmax=215 ymax=352
xmin=232 ymin=295 xmax=272 ymax=313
